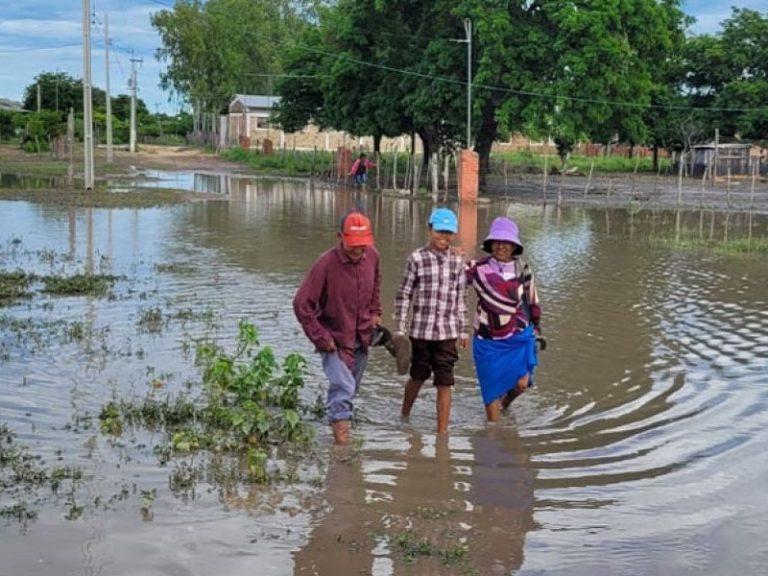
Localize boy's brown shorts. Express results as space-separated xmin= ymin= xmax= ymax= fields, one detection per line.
xmin=409 ymin=338 xmax=459 ymax=386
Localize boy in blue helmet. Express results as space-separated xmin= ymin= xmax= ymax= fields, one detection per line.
xmin=393 ymin=207 xmax=469 ymax=434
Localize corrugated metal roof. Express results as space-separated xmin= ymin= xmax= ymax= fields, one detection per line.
xmin=692 ymin=142 xmax=752 ymax=149
xmin=0 ymin=98 xmax=25 ymax=112
xmin=230 ymin=94 xmax=281 ymax=110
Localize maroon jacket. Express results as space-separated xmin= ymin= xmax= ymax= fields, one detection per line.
xmin=293 ymin=244 xmax=382 ymax=368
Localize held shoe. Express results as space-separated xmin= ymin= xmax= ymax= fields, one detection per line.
xmin=371 ymin=325 xmax=393 ymax=350
xmin=372 ymin=325 xmax=402 ymax=359
xmin=391 ymin=332 xmax=411 ymax=375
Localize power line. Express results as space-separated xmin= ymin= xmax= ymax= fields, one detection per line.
xmin=291 ymin=42 xmax=768 ymax=115
xmin=0 ymin=44 xmax=81 ymax=54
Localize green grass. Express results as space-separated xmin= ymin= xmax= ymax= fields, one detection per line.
xmin=491 ymin=149 xmax=670 ymax=174
xmin=665 ymin=237 xmax=768 ymax=255
xmin=0 ymin=187 xmax=190 ymax=208
xmin=0 ymin=158 xmax=70 ymax=177
xmin=220 ymin=147 xmax=334 ymax=175
xmin=220 ymin=147 xmax=672 ymax=181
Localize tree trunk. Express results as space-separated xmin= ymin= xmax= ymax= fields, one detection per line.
xmin=474 ymin=98 xmax=499 ymax=188
xmin=417 ymin=129 xmax=433 ymax=167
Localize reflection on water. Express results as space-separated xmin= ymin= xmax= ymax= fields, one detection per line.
xmin=0 ymin=172 xmax=68 ymax=189
xmin=294 ymin=428 xmax=534 ymax=576
xmin=1 ymin=176 xmax=768 ymax=575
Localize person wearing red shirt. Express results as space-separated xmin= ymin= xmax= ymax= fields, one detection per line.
xmin=293 ymin=212 xmax=382 ymax=445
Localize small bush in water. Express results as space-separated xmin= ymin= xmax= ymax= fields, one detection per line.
xmin=99 ymin=320 xmax=313 ymax=484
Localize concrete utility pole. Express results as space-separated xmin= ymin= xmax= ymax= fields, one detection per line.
xmin=464 ymin=18 xmax=472 ymax=149
xmin=82 ymin=0 xmax=95 ymax=189
xmin=105 ymin=14 xmax=113 ymax=163
xmin=129 ymin=55 xmax=142 ymax=153
xmin=452 ymin=19 xmax=473 ymax=149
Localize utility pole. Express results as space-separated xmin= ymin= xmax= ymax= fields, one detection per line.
xmin=82 ymin=0 xmax=95 ymax=189
xmin=105 ymin=14 xmax=113 ymax=163
xmin=464 ymin=18 xmax=472 ymax=149
xmin=37 ymin=83 xmax=41 ymax=112
xmin=451 ymin=19 xmax=473 ymax=149
xmin=129 ymin=54 xmax=142 ymax=153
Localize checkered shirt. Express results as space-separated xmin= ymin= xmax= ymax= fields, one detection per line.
xmin=394 ymin=245 xmax=468 ymax=341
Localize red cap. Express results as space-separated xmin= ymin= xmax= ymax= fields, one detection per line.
xmin=341 ymin=212 xmax=374 ymax=247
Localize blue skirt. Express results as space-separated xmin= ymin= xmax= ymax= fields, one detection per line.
xmin=473 ymin=326 xmax=538 ymax=406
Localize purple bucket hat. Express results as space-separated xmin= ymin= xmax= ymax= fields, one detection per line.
xmin=482 ymin=217 xmax=524 ymax=255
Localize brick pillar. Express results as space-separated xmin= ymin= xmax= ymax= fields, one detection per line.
xmin=337 ymin=147 xmax=352 ymax=180
xmin=458 ymin=149 xmax=479 ymax=203
xmin=458 ymin=204 xmax=478 ymax=255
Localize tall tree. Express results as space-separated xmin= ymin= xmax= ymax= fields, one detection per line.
xmin=277 ymin=0 xmax=689 ymax=181
xmin=513 ymin=0 xmax=688 ymax=165
xmin=151 ymin=0 xmax=306 ymax=115
xmin=277 ymin=0 xmax=468 ymax=158
xmin=712 ymin=8 xmax=768 ymax=141
xmin=22 ymin=71 xmax=107 ymax=114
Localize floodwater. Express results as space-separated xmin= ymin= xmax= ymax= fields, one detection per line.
xmin=1 ymin=173 xmax=768 ymax=576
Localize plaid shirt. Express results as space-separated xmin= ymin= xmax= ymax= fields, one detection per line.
xmin=394 ymin=245 xmax=468 ymax=340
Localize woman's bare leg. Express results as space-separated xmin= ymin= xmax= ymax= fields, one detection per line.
xmin=501 ymin=373 xmax=530 ymax=411
xmin=485 ymin=399 xmax=502 ymax=422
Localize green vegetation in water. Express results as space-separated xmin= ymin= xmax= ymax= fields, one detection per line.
xmin=658 ymin=236 xmax=768 ymax=256
xmin=137 ymin=306 xmax=165 ymax=334
xmin=1 ymin=271 xmax=119 ymax=305
xmin=99 ymin=320 xmax=315 ymax=485
xmin=0 ymin=188 xmax=190 ymax=209
xmin=154 ymin=262 xmax=197 ymax=275
xmin=0 ymin=314 xmax=102 ymax=363
xmin=0 ymin=270 xmax=33 ymax=302
xmin=0 ymin=157 xmax=70 ymax=178
xmin=42 ymin=273 xmax=121 ymax=296
xmin=396 ymin=530 xmax=475 ymax=573
xmin=0 ymin=424 xmax=84 ymax=530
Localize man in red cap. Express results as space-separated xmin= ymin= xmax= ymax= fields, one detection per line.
xmin=293 ymin=211 xmax=382 ymax=445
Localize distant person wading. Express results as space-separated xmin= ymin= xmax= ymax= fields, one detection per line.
xmin=349 ymin=153 xmax=377 ymax=187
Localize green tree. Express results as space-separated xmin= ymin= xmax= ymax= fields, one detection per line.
xmin=151 ymin=0 xmax=305 ymax=116
xmin=22 ymin=71 xmax=107 ymax=114
xmin=514 ymin=0 xmax=688 ymax=166
xmin=0 ymin=111 xmax=17 ymax=141
xmin=111 ymin=94 xmax=149 ymax=122
xmin=712 ymin=9 xmax=768 ymax=141
xmin=277 ymin=0 xmax=467 ymax=159
xmin=680 ymin=9 xmax=768 ymax=143
xmin=277 ymin=0 xmax=689 ymax=181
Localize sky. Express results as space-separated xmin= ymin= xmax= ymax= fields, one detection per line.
xmin=0 ymin=1 xmax=765 ymax=114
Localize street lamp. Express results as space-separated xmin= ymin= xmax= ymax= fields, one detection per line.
xmin=452 ymin=19 xmax=473 ymax=149
xmin=464 ymin=18 xmax=472 ymax=149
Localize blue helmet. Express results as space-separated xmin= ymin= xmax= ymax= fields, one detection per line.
xmin=429 ymin=208 xmax=458 ymax=233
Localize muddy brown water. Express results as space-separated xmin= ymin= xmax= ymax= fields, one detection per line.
xmin=1 ymin=174 xmax=768 ymax=575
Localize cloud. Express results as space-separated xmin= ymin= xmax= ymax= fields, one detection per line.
xmin=0 ymin=19 xmax=82 ymax=42
xmin=0 ymin=1 xmax=179 ymax=112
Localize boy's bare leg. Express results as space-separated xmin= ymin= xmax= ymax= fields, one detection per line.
xmin=436 ymin=386 xmax=452 ymax=434
xmin=401 ymin=378 xmax=424 ymax=420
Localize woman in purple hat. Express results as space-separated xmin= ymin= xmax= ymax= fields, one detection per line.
xmin=466 ymin=217 xmax=542 ymax=422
